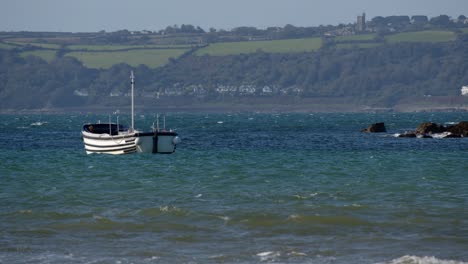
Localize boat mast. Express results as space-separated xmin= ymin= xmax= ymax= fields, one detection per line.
xmin=130 ymin=71 xmax=135 ymax=132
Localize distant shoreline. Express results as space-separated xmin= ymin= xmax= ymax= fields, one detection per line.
xmin=2 ymin=95 xmax=468 ymax=114
xmin=1 ymin=102 xmax=467 ymax=114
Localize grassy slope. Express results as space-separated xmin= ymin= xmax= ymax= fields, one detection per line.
xmin=2 ymin=29 xmax=463 ymax=68
xmin=195 ymin=37 xmax=322 ymax=56
xmin=0 ymin=42 xmax=17 ymax=49
xmin=336 ymin=43 xmax=382 ymax=49
xmin=386 ymin=30 xmax=457 ymax=43
xmin=335 ymin=34 xmax=376 ymax=42
xmin=5 ymin=41 xmax=61 ymax=49
xmin=68 ymin=44 xmax=192 ymax=51
xmin=66 ymin=49 xmax=188 ymax=69
xmin=20 ymin=50 xmax=57 ymax=62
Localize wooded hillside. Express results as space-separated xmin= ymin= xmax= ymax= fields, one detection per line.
xmin=1 ymin=15 xmax=468 ymax=111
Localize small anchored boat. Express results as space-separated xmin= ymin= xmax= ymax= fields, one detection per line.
xmin=81 ymin=71 xmax=180 ymax=155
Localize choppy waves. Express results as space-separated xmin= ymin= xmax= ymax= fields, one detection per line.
xmin=384 ymin=256 xmax=468 ymax=264
xmin=1 ymin=113 xmax=468 ymax=263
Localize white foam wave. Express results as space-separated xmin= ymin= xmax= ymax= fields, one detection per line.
xmin=293 ymin=194 xmax=308 ymax=200
xmin=431 ymin=132 xmax=452 ymax=139
xmin=30 ymin=121 xmax=48 ymax=126
xmin=257 ymin=251 xmax=280 ymax=261
xmin=144 ymin=256 xmax=160 ymax=261
xmin=381 ymin=255 xmax=468 ymax=264
xmin=444 ymin=122 xmax=458 ymax=125
xmin=217 ymin=215 xmax=231 ymax=222
xmin=288 ymin=214 xmax=300 ymax=220
xmin=288 ymin=251 xmax=307 ymax=256
xmin=393 ymin=132 xmax=455 ymax=139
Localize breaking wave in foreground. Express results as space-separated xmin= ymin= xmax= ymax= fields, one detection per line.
xmin=382 ymin=256 xmax=468 ymax=264
xmin=3 ymin=253 xmax=466 ymax=264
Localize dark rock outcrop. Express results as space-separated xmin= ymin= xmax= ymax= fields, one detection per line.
xmin=398 ymin=121 xmax=468 ymax=138
xmin=398 ymin=132 xmax=417 ymax=138
xmin=443 ymin=133 xmax=462 ymax=138
xmin=415 ymin=122 xmax=446 ymax=134
xmin=361 ymin=122 xmax=387 ymax=133
xmin=446 ymin=121 xmax=468 ymax=137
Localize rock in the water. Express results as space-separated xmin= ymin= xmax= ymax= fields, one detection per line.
xmin=398 ymin=132 xmax=417 ymax=138
xmin=446 ymin=121 xmax=468 ymax=137
xmin=415 ymin=122 xmax=446 ymax=135
xmin=361 ymin=122 xmax=386 ymax=133
xmin=443 ymin=133 xmax=461 ymax=138
xmin=397 ymin=121 xmax=468 ymax=139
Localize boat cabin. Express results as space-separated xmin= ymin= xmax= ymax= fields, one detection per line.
xmin=83 ymin=124 xmax=128 ymax=136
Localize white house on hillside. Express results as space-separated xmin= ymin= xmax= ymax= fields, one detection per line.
xmin=462 ymin=86 xmax=468 ymax=96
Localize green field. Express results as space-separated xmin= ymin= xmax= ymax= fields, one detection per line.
xmin=66 ymin=49 xmax=188 ymax=69
xmin=461 ymin=28 xmax=468 ymax=34
xmin=195 ymin=37 xmax=322 ymax=56
xmin=335 ymin=34 xmax=376 ymax=42
xmin=20 ymin=50 xmax=57 ymax=62
xmin=0 ymin=42 xmax=17 ymax=49
xmin=5 ymin=41 xmax=61 ymax=49
xmin=336 ymin=43 xmax=382 ymax=49
xmin=386 ymin=30 xmax=457 ymax=43
xmin=67 ymin=44 xmax=193 ymax=51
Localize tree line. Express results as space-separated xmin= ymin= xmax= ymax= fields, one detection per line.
xmin=1 ymin=35 xmax=467 ymax=110
xmin=5 ymin=14 xmax=464 ymax=46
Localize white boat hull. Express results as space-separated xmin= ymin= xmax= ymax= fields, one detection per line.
xmin=82 ymin=127 xmax=179 ymax=155
xmin=82 ymin=130 xmax=137 ymax=155
xmin=134 ymin=132 xmax=179 ymax=154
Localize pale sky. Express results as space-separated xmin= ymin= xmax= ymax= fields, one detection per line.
xmin=1 ymin=0 xmax=467 ymax=32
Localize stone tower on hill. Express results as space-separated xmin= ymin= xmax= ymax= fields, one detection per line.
xmin=357 ymin=13 xmax=366 ymax=32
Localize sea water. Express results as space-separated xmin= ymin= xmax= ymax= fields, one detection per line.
xmin=0 ymin=112 xmax=467 ymax=264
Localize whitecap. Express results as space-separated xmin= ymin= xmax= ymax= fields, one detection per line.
xmin=431 ymin=132 xmax=452 ymax=139
xmin=288 ymin=214 xmax=300 ymax=220
xmin=257 ymin=251 xmax=280 ymax=261
xmin=145 ymin=256 xmax=160 ymax=261
xmin=217 ymin=216 xmax=231 ymax=222
xmin=159 ymin=206 xmax=169 ymax=212
xmin=257 ymin=251 xmax=274 ymax=257
xmin=217 ymin=121 xmax=223 ymax=124
xmin=381 ymin=255 xmax=468 ymax=264
xmin=30 ymin=121 xmax=48 ymax=126
xmin=93 ymin=215 xmax=103 ymax=220
xmin=288 ymin=251 xmax=307 ymax=256
xmin=208 ymin=254 xmax=225 ymax=259
xmin=293 ymin=194 xmax=307 ymax=200
xmin=159 ymin=205 xmax=182 ymax=213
